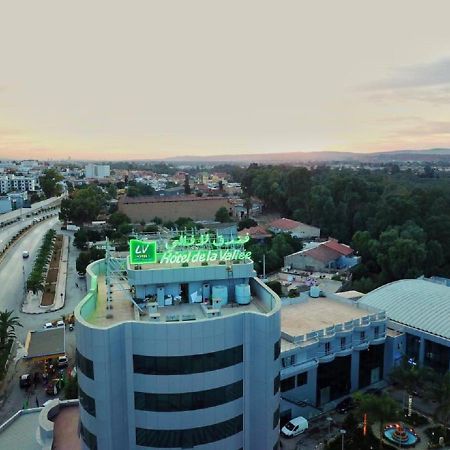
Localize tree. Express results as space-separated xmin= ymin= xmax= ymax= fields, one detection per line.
xmin=215 ymin=207 xmax=230 ymax=223
xmin=243 ymin=196 xmax=252 ymax=218
xmin=108 ymin=212 xmax=130 ymax=228
xmin=0 ymin=310 xmax=22 ymax=351
xmin=426 ymin=371 xmax=450 ymax=427
xmin=76 ymin=248 xmax=105 ymax=274
xmin=238 ymin=218 xmax=257 ymax=231
xmin=39 ymin=168 xmax=63 ymax=198
xmin=64 ymin=373 xmax=78 ymax=400
xmin=184 ymin=175 xmax=191 ymax=194
xmin=73 ymin=228 xmax=88 ymax=250
xmin=354 ymin=392 xmax=400 ymax=450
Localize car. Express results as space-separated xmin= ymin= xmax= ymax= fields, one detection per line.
xmin=57 ymin=355 xmax=68 ymax=368
xmin=43 ymin=322 xmax=53 ymax=329
xmin=280 ymin=416 xmax=309 ymax=438
xmin=22 ymin=251 xmax=29 ymax=258
xmin=335 ymin=397 xmax=356 ymax=413
xmin=19 ymin=374 xmax=32 ymax=388
xmin=56 ymin=320 xmax=65 ymax=328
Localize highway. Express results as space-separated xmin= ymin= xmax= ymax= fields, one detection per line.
xmin=0 ymin=217 xmax=60 ymax=342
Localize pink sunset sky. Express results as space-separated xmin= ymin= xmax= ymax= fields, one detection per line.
xmin=1 ymin=0 xmax=450 ymax=160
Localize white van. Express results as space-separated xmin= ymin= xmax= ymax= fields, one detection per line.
xmin=281 ymin=416 xmax=309 ymax=438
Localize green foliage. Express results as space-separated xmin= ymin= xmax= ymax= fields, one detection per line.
xmin=64 ymin=373 xmax=78 ymax=400
xmin=241 ymin=164 xmax=450 ymax=290
xmin=152 ymin=217 xmax=163 ymax=225
xmin=266 ymin=280 xmax=282 ymax=295
xmin=175 ymin=217 xmax=198 ymax=230
xmin=238 ymin=218 xmax=257 ymax=230
xmin=126 ymin=181 xmax=155 ymax=197
xmin=74 ymin=228 xmax=88 ymax=249
xmin=27 ymin=229 xmax=56 ymax=293
xmin=76 ymin=248 xmax=106 ymax=274
xmin=0 ymin=310 xmax=22 ymax=351
xmin=215 ymin=207 xmax=230 ymax=223
xmin=39 ymin=168 xmax=63 ymax=198
xmin=59 ymin=185 xmax=107 ymax=225
xmin=144 ymin=224 xmax=159 ymax=233
xmin=108 ymin=211 xmax=130 ymax=227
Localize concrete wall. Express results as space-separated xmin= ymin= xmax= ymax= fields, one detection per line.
xmin=118 ymin=197 xmax=231 ymax=222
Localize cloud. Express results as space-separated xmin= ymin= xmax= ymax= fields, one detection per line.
xmin=369 ymin=57 xmax=450 ymax=90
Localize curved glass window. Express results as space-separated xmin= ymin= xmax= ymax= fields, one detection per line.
xmin=135 ymin=380 xmax=243 ymax=412
xmin=136 ymin=414 xmax=243 ymax=448
xmin=133 ymin=345 xmax=243 ymax=375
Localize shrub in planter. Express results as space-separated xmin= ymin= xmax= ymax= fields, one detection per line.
xmin=219 ymin=261 xmax=226 ymax=265
xmin=182 ymin=262 xmax=189 ymax=267
xmin=201 ymin=261 xmax=208 ymax=266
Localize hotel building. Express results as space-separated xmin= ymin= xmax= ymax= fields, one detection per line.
xmin=75 ymin=233 xmax=281 ymax=450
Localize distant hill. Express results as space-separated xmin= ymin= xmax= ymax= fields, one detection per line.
xmin=162 ymin=148 xmax=450 ymax=164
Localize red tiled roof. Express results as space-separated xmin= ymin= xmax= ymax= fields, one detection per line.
xmin=323 ymin=240 xmax=353 ymax=256
xmin=268 ymin=217 xmax=302 ymax=230
xmin=303 ymin=245 xmax=341 ymax=263
xmin=238 ymin=226 xmax=271 ymax=238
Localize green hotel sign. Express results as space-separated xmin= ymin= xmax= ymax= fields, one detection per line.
xmin=129 ymin=239 xmax=157 ymax=265
xmin=129 ymin=234 xmax=252 ymax=265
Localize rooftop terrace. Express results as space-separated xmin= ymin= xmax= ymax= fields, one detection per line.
xmin=280 ymin=293 xmax=385 ymax=351
xmin=78 ymin=261 xmax=279 ymax=328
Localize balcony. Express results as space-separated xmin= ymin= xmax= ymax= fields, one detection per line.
xmin=353 ymin=339 xmax=369 ymax=351
xmin=318 ymin=351 xmax=335 ymax=363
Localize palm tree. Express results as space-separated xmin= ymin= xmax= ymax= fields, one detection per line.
xmin=354 ymin=392 xmax=400 ymax=450
xmin=426 ymin=371 xmax=450 ymax=427
xmin=243 ymin=196 xmax=252 ymax=218
xmin=0 ymin=310 xmax=22 ymax=350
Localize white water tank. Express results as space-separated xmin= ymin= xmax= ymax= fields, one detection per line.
xmin=212 ymin=285 xmax=228 ymax=306
xmin=235 ymin=284 xmax=251 ymax=305
xmin=310 ymin=286 xmax=320 ymax=298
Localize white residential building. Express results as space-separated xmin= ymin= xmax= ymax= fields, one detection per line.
xmin=85 ymin=164 xmax=110 ymax=179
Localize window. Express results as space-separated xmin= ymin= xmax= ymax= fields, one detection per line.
xmin=340 ymin=337 xmax=346 ymax=350
xmin=134 ymin=380 xmax=243 ymax=412
xmin=76 ymin=349 xmax=94 ymax=380
xmin=273 ymin=406 xmax=280 ymax=429
xmin=296 ymin=372 xmax=307 ymax=387
xmin=274 ymin=340 xmax=281 ymax=360
xmin=274 ymin=373 xmax=280 ymax=395
xmin=360 ymin=331 xmax=366 ymax=342
xmin=374 ymin=326 xmax=379 ymax=339
xmin=135 ymin=414 xmax=243 ymax=448
xmin=324 ymin=342 xmax=331 ymax=355
xmin=133 ymin=345 xmax=243 ymax=375
xmin=80 ymin=421 xmax=97 ymax=450
xmin=79 ymin=387 xmax=96 ymax=417
xmin=280 ymin=376 xmax=295 ymax=392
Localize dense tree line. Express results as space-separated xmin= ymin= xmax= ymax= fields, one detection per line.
xmin=236 ymin=164 xmax=450 ymax=291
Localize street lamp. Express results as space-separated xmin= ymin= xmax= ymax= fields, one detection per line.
xmin=340 ymin=429 xmax=346 ymax=450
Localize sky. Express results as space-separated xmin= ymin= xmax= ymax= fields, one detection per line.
xmin=1 ymin=0 xmax=450 ymax=160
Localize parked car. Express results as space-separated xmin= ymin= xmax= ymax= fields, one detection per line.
xmin=43 ymin=322 xmax=53 ymax=329
xmin=56 ymin=320 xmax=65 ymax=328
xmin=57 ymin=355 xmax=68 ymax=368
xmin=280 ymin=416 xmax=309 ymax=438
xmin=336 ymin=397 xmax=356 ymax=413
xmin=19 ymin=374 xmax=32 ymax=388
xmin=22 ymin=250 xmax=29 ymax=258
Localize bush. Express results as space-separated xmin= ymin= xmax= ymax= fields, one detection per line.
xmin=266 ymin=280 xmax=282 ymax=295
xmin=425 ymin=426 xmax=450 ymax=447
xmin=402 ymin=409 xmax=429 ymax=427
xmin=201 ymin=261 xmax=208 ymax=266
xmin=182 ymin=262 xmax=189 ymax=267
xmin=288 ymin=288 xmax=299 ymax=298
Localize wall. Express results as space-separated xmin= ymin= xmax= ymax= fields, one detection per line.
xmin=119 ymin=197 xmax=231 ymax=222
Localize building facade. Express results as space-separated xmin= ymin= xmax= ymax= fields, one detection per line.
xmin=277 ymin=292 xmax=387 ymax=423
xmin=75 ymin=237 xmax=281 ymax=450
xmin=0 ymin=175 xmax=36 ymax=194
xmin=359 ymin=279 xmax=450 ymax=374
xmin=85 ymin=164 xmax=111 ymax=179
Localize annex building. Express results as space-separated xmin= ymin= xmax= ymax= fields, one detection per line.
xmin=75 ymin=232 xmax=281 ymax=450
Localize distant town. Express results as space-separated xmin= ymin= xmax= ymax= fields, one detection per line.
xmin=0 ymin=157 xmax=448 ymax=450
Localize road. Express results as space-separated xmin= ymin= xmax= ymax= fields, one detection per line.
xmin=0 ymin=219 xmax=85 ymax=424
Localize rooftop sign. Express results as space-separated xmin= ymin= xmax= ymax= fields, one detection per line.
xmin=129 ymin=239 xmax=157 ymax=265
xmin=129 ymin=233 xmax=252 ymax=265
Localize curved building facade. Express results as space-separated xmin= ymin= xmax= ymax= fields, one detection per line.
xmin=75 ymin=257 xmax=281 ymax=450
